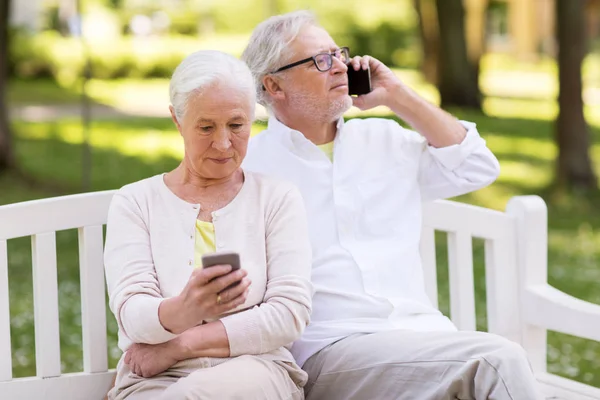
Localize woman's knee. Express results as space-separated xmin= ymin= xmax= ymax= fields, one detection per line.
xmin=222 ymin=357 xmax=301 ymax=398
xmin=160 ymin=356 xmax=300 ymax=400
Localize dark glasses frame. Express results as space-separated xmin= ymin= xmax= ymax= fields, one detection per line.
xmin=272 ymin=47 xmax=350 ymax=73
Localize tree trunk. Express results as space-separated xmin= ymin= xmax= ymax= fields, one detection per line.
xmin=414 ymin=0 xmax=440 ymax=85
xmin=464 ymin=0 xmax=488 ymax=88
xmin=555 ymin=0 xmax=597 ymax=189
xmin=435 ymin=0 xmax=481 ymax=110
xmin=0 ymin=0 xmax=15 ymax=172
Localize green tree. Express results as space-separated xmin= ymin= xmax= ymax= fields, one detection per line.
xmin=415 ymin=0 xmax=483 ymax=110
xmin=555 ymin=0 xmax=597 ymax=189
xmin=0 ymin=0 xmax=14 ymax=172
xmin=414 ymin=0 xmax=439 ymax=86
xmin=435 ymin=0 xmax=481 ymax=110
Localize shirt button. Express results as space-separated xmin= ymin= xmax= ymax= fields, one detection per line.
xmin=188 ymin=260 xmax=192 ymax=266
xmin=190 ymin=235 xmax=193 ymax=239
xmin=218 ymin=242 xmax=225 ymax=248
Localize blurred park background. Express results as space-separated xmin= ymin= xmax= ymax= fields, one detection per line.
xmin=0 ymin=0 xmax=599 ymax=388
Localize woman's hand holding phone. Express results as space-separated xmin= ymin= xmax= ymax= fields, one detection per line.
xmin=158 ymin=254 xmax=251 ymax=334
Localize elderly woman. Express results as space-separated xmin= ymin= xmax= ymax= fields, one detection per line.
xmin=104 ymin=50 xmax=312 ymax=399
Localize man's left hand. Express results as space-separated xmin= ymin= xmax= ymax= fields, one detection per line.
xmin=124 ymin=342 xmax=180 ymax=378
xmin=348 ymin=55 xmax=407 ymax=111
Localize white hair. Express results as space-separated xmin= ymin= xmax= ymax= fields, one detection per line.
xmin=169 ymin=50 xmax=256 ymax=122
xmin=241 ymin=10 xmax=319 ymax=108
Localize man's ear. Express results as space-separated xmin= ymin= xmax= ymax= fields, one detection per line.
xmin=262 ymin=75 xmax=286 ymax=101
xmin=169 ymin=105 xmax=183 ymax=136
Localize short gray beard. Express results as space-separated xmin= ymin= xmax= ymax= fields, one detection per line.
xmin=287 ymin=90 xmax=353 ymax=123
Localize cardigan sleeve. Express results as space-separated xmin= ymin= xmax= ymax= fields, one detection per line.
xmin=219 ymin=186 xmax=313 ymax=356
xmin=104 ymin=191 xmax=178 ymax=346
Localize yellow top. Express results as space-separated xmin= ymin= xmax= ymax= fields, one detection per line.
xmin=317 ymin=141 xmax=334 ymax=162
xmin=194 ymin=219 xmax=216 ymax=268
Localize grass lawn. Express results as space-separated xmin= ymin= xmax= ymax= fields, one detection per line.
xmin=1 ymin=105 xmax=599 ymax=387
xmin=7 ymin=79 xmax=83 ymax=105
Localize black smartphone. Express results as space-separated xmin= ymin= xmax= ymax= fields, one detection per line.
xmin=202 ymin=251 xmax=242 ymax=289
xmin=201 ymin=251 xmax=241 ymax=271
xmin=347 ymin=65 xmax=372 ymax=96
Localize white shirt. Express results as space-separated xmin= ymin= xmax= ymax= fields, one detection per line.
xmin=242 ymin=116 xmax=500 ymax=367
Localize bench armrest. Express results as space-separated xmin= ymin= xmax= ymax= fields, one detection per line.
xmin=523 ymin=283 xmax=600 ymax=343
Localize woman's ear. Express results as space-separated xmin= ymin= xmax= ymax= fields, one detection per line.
xmin=169 ymin=105 xmax=183 ymax=136
xmin=262 ymin=75 xmax=285 ymax=102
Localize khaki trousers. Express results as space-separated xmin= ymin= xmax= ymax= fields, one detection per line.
xmin=109 ymin=351 xmax=306 ymax=400
xmin=302 ymin=330 xmax=544 ymax=400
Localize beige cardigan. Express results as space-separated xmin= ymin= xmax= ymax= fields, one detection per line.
xmin=104 ymin=171 xmax=313 ymax=360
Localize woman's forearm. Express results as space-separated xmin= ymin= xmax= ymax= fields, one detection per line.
xmin=158 ymin=296 xmax=192 ymax=334
xmin=172 ymin=321 xmax=231 ymax=360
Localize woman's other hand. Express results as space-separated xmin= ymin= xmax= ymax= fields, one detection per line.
xmin=159 ymin=265 xmax=251 ymax=334
xmin=125 ymin=319 xmax=232 ymax=376
xmin=124 ymin=342 xmax=179 ymax=378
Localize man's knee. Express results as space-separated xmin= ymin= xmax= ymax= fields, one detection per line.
xmin=460 ymin=333 xmax=542 ymax=399
xmin=474 ymin=333 xmax=532 ymax=370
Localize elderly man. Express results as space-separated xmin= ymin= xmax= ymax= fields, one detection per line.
xmin=241 ymin=10 xmax=542 ymax=400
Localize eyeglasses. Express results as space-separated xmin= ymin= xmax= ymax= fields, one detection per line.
xmin=272 ymin=47 xmax=350 ymax=73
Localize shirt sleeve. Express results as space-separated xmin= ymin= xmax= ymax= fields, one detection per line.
xmin=417 ymin=120 xmax=501 ymax=202
xmin=219 ymin=186 xmax=313 ymax=357
xmin=104 ymin=192 xmax=178 ymax=345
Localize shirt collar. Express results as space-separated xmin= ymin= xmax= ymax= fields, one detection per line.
xmin=267 ymin=115 xmax=345 ymax=149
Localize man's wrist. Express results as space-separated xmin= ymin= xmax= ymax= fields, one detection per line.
xmin=384 ymin=82 xmax=420 ymax=118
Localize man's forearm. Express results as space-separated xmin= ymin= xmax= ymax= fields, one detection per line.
xmin=385 ymin=83 xmax=467 ymax=148
xmin=171 ymin=321 xmax=230 ymax=361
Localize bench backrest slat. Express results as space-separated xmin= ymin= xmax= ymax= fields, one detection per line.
xmin=0 ymin=239 xmax=11 ymax=382
xmin=419 ymin=226 xmax=438 ymax=308
xmin=32 ymin=232 xmax=62 ymax=378
xmin=78 ymin=225 xmax=109 ymax=373
xmin=447 ymin=231 xmax=476 ymax=331
xmin=421 ymin=200 xmax=519 ymax=336
xmin=484 ymin=236 xmax=521 ymax=343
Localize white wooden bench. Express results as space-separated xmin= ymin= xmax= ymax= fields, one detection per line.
xmin=0 ymin=191 xmax=599 ymax=400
